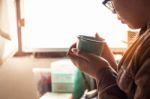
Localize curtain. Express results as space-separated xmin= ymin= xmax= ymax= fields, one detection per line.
xmin=0 ymin=0 xmax=18 ymax=64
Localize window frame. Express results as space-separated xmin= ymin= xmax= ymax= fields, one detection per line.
xmin=15 ymin=0 xmax=125 ymax=57
xmin=15 ymin=0 xmax=67 ymax=57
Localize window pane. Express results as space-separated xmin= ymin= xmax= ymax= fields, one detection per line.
xmin=22 ymin=0 xmax=128 ymax=52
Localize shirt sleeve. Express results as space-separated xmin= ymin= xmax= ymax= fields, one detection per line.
xmin=96 ymin=67 xmax=127 ymax=99
xmin=134 ymin=58 xmax=150 ymax=99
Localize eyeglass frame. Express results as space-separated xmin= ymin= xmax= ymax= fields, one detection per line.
xmin=102 ymin=0 xmax=116 ymax=14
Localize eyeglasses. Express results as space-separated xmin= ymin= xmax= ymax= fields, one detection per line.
xmin=102 ymin=0 xmax=116 ymax=14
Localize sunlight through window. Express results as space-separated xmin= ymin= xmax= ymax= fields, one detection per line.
xmin=22 ymin=0 xmax=129 ymax=52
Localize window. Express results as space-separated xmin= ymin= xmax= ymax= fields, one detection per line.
xmin=20 ymin=0 xmax=128 ymax=53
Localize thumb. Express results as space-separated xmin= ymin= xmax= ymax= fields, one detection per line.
xmin=95 ymin=32 xmax=105 ymax=41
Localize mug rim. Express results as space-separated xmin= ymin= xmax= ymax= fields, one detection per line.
xmin=77 ymin=35 xmax=105 ymax=43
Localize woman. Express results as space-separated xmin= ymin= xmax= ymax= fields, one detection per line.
xmin=67 ymin=0 xmax=150 ymax=99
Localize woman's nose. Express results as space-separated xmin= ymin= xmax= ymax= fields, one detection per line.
xmin=117 ymin=15 xmax=125 ymax=24
xmin=117 ymin=15 xmax=121 ymax=20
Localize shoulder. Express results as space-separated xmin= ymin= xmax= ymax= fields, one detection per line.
xmin=135 ymin=28 xmax=150 ymax=68
xmin=137 ymin=28 xmax=150 ymax=55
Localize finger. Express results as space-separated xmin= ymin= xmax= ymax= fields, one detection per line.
xmin=77 ymin=50 xmax=97 ymax=60
xmin=69 ymin=43 xmax=77 ymax=51
xmin=67 ymin=43 xmax=77 ymax=56
xmin=71 ymin=43 xmax=77 ymax=48
xmin=69 ymin=52 xmax=88 ymax=69
xmin=78 ymin=51 xmax=108 ymax=63
xmin=70 ymin=50 xmax=87 ymax=61
xmin=95 ymin=32 xmax=105 ymax=41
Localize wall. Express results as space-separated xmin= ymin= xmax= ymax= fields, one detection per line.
xmin=0 ymin=56 xmax=61 ymax=99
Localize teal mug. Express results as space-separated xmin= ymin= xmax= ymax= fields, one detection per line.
xmin=77 ymin=35 xmax=105 ymax=56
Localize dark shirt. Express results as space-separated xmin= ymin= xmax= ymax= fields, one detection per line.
xmin=96 ymin=28 xmax=150 ymax=99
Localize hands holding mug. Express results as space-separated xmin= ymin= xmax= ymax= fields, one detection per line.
xmin=67 ymin=33 xmax=117 ymax=79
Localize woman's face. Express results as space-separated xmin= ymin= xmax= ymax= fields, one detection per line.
xmin=112 ymin=0 xmax=148 ymax=29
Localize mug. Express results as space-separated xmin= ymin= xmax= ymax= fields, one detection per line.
xmin=77 ymin=35 xmax=105 ymax=55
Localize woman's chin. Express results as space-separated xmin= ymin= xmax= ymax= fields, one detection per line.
xmin=128 ymin=24 xmax=141 ymax=29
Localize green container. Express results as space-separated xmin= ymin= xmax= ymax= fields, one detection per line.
xmin=77 ymin=35 xmax=105 ymax=55
xmin=73 ymin=69 xmax=86 ymax=99
xmin=50 ymin=59 xmax=78 ymax=93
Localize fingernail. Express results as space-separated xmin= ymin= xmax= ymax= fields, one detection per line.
xmin=71 ymin=48 xmax=78 ymax=52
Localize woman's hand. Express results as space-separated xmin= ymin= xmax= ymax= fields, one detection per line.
xmin=95 ymin=33 xmax=117 ymax=71
xmin=67 ymin=43 xmax=111 ymax=79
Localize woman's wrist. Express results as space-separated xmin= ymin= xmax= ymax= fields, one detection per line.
xmin=101 ymin=44 xmax=118 ymax=71
xmin=96 ymin=66 xmax=117 ymax=91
